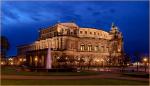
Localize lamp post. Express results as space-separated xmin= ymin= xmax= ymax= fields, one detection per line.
xmin=143 ymin=58 xmax=148 ymax=72
xmin=34 ymin=57 xmax=38 ymax=72
xmin=19 ymin=58 xmax=23 ymax=65
xmin=34 ymin=57 xmax=38 ymax=67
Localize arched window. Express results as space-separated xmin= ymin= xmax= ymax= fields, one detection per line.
xmin=80 ymin=44 xmax=85 ymax=51
xmin=85 ymin=31 xmax=87 ymax=34
xmin=101 ymin=46 xmax=104 ymax=52
xmin=95 ymin=46 xmax=99 ymax=51
xmin=87 ymin=44 xmax=92 ymax=51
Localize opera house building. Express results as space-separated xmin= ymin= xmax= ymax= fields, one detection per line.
xmin=17 ymin=22 xmax=124 ymax=68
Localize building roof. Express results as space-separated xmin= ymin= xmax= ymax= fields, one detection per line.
xmin=80 ymin=27 xmax=109 ymax=34
xmin=58 ymin=22 xmax=78 ymax=28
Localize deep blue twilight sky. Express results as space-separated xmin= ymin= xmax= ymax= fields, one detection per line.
xmin=1 ymin=1 xmax=149 ymax=61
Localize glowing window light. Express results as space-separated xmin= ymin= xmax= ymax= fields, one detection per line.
xmin=19 ymin=58 xmax=23 ymax=62
xmin=1 ymin=62 xmax=4 ymax=65
xmin=23 ymin=58 xmax=26 ymax=61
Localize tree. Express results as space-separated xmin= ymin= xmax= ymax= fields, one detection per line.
xmin=120 ymin=53 xmax=131 ymax=72
xmin=57 ymin=56 xmax=67 ymax=68
xmin=0 ymin=36 xmax=10 ymax=58
xmin=67 ymin=56 xmax=76 ymax=68
xmin=134 ymin=52 xmax=141 ymax=72
xmin=123 ymin=53 xmax=130 ymax=66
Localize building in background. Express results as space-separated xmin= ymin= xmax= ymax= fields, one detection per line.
xmin=17 ymin=22 xmax=124 ymax=68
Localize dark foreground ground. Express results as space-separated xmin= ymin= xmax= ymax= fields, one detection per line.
xmin=1 ymin=66 xmax=149 ymax=85
xmin=1 ymin=79 xmax=148 ymax=85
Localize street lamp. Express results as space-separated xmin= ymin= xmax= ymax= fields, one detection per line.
xmin=34 ymin=57 xmax=38 ymax=62
xmin=34 ymin=57 xmax=38 ymax=67
xmin=143 ymin=57 xmax=148 ymax=72
xmin=143 ymin=58 xmax=148 ymax=62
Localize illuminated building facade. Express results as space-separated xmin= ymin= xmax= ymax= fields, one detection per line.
xmin=17 ymin=22 xmax=124 ymax=68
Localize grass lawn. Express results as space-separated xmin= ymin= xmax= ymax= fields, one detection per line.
xmin=1 ymin=79 xmax=149 ymax=85
xmin=122 ymin=72 xmax=149 ymax=78
xmin=1 ymin=66 xmax=100 ymax=76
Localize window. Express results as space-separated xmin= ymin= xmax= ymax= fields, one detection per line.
xmin=85 ymin=31 xmax=87 ymax=34
xmin=54 ymin=32 xmax=58 ymax=36
xmin=98 ymin=33 xmax=99 ymax=35
xmin=80 ymin=44 xmax=85 ymax=51
xmin=101 ymin=46 xmax=104 ymax=52
xmin=80 ymin=31 xmax=83 ymax=34
xmin=94 ymin=32 xmax=96 ymax=35
xmin=95 ymin=46 xmax=99 ymax=51
xmin=87 ymin=44 xmax=92 ymax=51
xmin=71 ymin=32 xmax=73 ymax=35
xmin=90 ymin=32 xmax=92 ymax=34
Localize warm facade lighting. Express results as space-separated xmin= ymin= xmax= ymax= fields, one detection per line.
xmin=65 ymin=57 xmax=68 ymax=60
xmin=143 ymin=58 xmax=148 ymax=62
xmin=10 ymin=62 xmax=14 ymax=65
xmin=34 ymin=57 xmax=38 ymax=62
xmin=1 ymin=62 xmax=4 ymax=65
xmin=19 ymin=58 xmax=23 ymax=62
xmin=9 ymin=58 xmax=13 ymax=61
xmin=100 ymin=59 xmax=104 ymax=62
xmin=96 ymin=59 xmax=100 ymax=62
xmin=23 ymin=58 xmax=26 ymax=61
xmin=57 ymin=57 xmax=60 ymax=59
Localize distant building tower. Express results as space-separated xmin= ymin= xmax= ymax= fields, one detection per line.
xmin=109 ymin=23 xmax=124 ymax=66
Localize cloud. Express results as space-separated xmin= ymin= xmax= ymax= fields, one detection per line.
xmin=92 ymin=12 xmax=101 ymax=16
xmin=109 ymin=8 xmax=116 ymax=13
xmin=2 ymin=10 xmax=19 ymax=20
xmin=2 ymin=1 xmax=115 ymax=26
xmin=1 ymin=1 xmax=149 ymax=57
